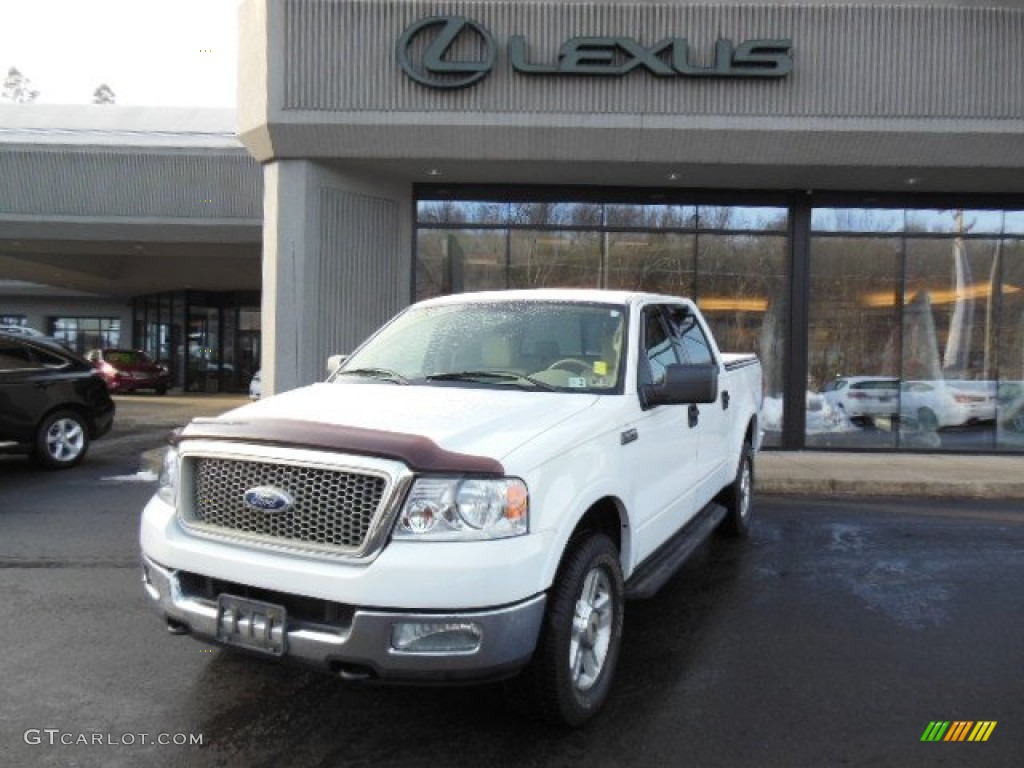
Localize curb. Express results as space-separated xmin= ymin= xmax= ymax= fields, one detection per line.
xmin=758 ymin=478 xmax=1024 ymax=500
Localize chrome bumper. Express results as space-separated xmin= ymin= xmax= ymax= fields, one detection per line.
xmin=141 ymin=555 xmax=546 ymax=682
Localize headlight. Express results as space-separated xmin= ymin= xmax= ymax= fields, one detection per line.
xmin=394 ymin=477 xmax=528 ymax=541
xmin=156 ymin=446 xmax=179 ymax=507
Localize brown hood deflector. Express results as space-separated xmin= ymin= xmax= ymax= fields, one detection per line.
xmin=172 ymin=418 xmax=505 ymax=475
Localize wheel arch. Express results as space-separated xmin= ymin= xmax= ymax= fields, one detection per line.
xmin=542 ymin=494 xmax=631 ymax=589
xmin=40 ymin=402 xmax=97 ymax=437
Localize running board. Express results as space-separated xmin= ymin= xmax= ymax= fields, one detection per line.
xmin=624 ymin=501 xmax=727 ymax=600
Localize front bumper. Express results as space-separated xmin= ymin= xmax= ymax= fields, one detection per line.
xmin=141 ymin=555 xmax=546 ymax=682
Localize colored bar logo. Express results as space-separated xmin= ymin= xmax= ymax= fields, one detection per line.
xmin=921 ymin=721 xmax=997 ymax=742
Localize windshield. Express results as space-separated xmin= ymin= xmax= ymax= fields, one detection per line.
xmin=336 ymin=301 xmax=627 ymax=393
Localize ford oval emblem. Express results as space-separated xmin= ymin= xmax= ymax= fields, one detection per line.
xmin=243 ymin=486 xmax=294 ymax=514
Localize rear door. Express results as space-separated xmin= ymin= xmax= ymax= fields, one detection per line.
xmin=0 ymin=338 xmax=52 ymax=443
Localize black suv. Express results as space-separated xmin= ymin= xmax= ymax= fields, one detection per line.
xmin=0 ymin=333 xmax=115 ymax=469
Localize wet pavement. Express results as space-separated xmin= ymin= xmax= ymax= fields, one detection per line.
xmin=1 ymin=421 xmax=1021 ymax=768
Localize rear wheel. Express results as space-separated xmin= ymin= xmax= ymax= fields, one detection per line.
xmin=507 ymin=532 xmax=623 ymax=727
xmin=32 ymin=410 xmax=90 ymax=469
xmin=717 ymin=443 xmax=753 ymax=538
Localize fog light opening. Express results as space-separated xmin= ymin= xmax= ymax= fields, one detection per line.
xmin=166 ymin=617 xmax=191 ymax=636
xmin=391 ymin=621 xmax=483 ymax=654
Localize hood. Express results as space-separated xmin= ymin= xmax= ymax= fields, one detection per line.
xmin=218 ymin=381 xmax=600 ymax=462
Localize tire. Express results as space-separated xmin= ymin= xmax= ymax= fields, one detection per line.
xmin=155 ymin=384 xmax=168 ymax=396
xmin=32 ymin=410 xmax=90 ymax=469
xmin=917 ymin=407 xmax=939 ymax=432
xmin=506 ymin=533 xmax=624 ymax=727
xmin=717 ymin=442 xmax=753 ymax=538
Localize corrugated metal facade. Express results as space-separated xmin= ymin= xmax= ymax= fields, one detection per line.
xmin=316 ymin=188 xmax=404 ymax=354
xmin=281 ymin=1 xmax=1024 ymax=119
xmin=0 ymin=147 xmax=262 ymax=219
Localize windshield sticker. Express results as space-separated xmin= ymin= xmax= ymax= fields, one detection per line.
xmin=568 ymin=377 xmax=587 ymax=388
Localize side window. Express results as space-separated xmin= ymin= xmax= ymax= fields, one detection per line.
xmin=667 ymin=306 xmax=714 ymax=366
xmin=642 ymin=308 xmax=680 ymax=385
xmin=33 ymin=347 xmax=70 ymax=369
xmin=0 ymin=340 xmax=38 ymax=371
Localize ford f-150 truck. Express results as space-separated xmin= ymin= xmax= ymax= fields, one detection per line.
xmin=141 ymin=289 xmax=762 ymax=726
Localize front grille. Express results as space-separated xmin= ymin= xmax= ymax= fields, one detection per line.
xmin=184 ymin=457 xmax=388 ymax=553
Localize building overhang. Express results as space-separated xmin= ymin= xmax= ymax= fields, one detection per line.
xmin=238 ymin=0 xmax=1024 ymax=195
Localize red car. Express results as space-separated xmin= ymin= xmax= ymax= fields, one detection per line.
xmin=86 ymin=348 xmax=170 ymax=395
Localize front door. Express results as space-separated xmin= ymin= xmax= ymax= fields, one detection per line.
xmin=627 ymin=304 xmax=704 ymax=564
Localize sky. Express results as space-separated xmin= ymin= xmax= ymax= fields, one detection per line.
xmin=0 ymin=0 xmax=238 ymax=107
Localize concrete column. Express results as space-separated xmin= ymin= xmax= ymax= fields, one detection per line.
xmin=261 ymin=159 xmax=412 ymax=396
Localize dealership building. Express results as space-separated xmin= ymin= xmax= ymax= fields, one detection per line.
xmin=2 ymin=0 xmax=1024 ymax=452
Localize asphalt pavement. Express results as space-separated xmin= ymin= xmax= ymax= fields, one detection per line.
xmin=1 ymin=394 xmax=1021 ymax=767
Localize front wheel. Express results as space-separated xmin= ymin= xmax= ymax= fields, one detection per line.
xmin=717 ymin=443 xmax=753 ymax=538
xmin=507 ymin=533 xmax=624 ymax=727
xmin=32 ymin=410 xmax=90 ymax=469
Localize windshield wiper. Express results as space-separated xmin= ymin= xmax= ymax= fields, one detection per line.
xmin=334 ymin=367 xmax=410 ymax=385
xmin=426 ymin=370 xmax=556 ymax=391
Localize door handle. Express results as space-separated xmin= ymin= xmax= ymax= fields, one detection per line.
xmin=688 ymin=404 xmax=699 ymax=428
xmin=722 ymin=390 xmax=730 ymax=410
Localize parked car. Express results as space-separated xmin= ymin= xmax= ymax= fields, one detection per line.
xmin=0 ymin=332 xmax=115 ymax=468
xmin=900 ymin=379 xmax=996 ymax=430
xmin=822 ymin=376 xmax=900 ymax=421
xmin=249 ymin=370 xmax=261 ymax=401
xmin=86 ymin=348 xmax=170 ymax=395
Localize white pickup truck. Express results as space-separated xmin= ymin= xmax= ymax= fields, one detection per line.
xmin=141 ymin=289 xmax=762 ymax=726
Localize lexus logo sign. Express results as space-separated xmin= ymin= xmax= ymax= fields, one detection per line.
xmin=397 ymin=15 xmax=793 ymax=90
xmin=396 ymin=16 xmax=497 ymax=89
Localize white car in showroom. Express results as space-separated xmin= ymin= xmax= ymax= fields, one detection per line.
xmin=821 ymin=376 xmax=900 ymax=422
xmin=900 ymin=379 xmax=997 ymax=430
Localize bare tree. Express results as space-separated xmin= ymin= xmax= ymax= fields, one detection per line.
xmin=2 ymin=66 xmax=40 ymax=103
xmin=92 ymin=83 xmax=116 ymax=105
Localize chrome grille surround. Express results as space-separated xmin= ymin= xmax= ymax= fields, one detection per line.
xmin=176 ymin=441 xmax=412 ymax=560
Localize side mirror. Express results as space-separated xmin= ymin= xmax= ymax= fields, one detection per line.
xmin=326 ymin=354 xmax=348 ymax=377
xmin=643 ymin=363 xmax=718 ymax=407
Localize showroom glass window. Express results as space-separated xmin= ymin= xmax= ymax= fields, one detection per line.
xmin=51 ymin=317 xmax=121 ymax=354
xmin=808 ymin=208 xmax=1024 ymax=452
xmin=416 ymin=194 xmax=788 ymax=447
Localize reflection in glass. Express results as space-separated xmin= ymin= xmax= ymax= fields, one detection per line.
xmin=606 ymin=204 xmax=697 ymax=229
xmin=606 ymin=233 xmax=694 ymax=295
xmin=811 ymin=208 xmax=904 ymax=233
xmin=905 ymin=209 xmax=1004 ymax=235
xmin=417 ymin=200 xmax=507 ymax=225
xmin=416 ymin=229 xmax=508 ymax=300
xmin=806 ymin=236 xmax=901 ymax=448
xmin=509 ymin=231 xmax=602 ymax=289
xmin=698 ymin=234 xmax=787 ymax=447
xmin=699 ymin=206 xmax=787 ymax=231
xmin=996 ymin=239 xmax=1024 ymax=449
xmin=1004 ymin=211 xmax=1024 ymax=235
xmin=899 ymin=235 xmax=999 ymax=450
xmin=509 ymin=202 xmax=603 ymax=228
